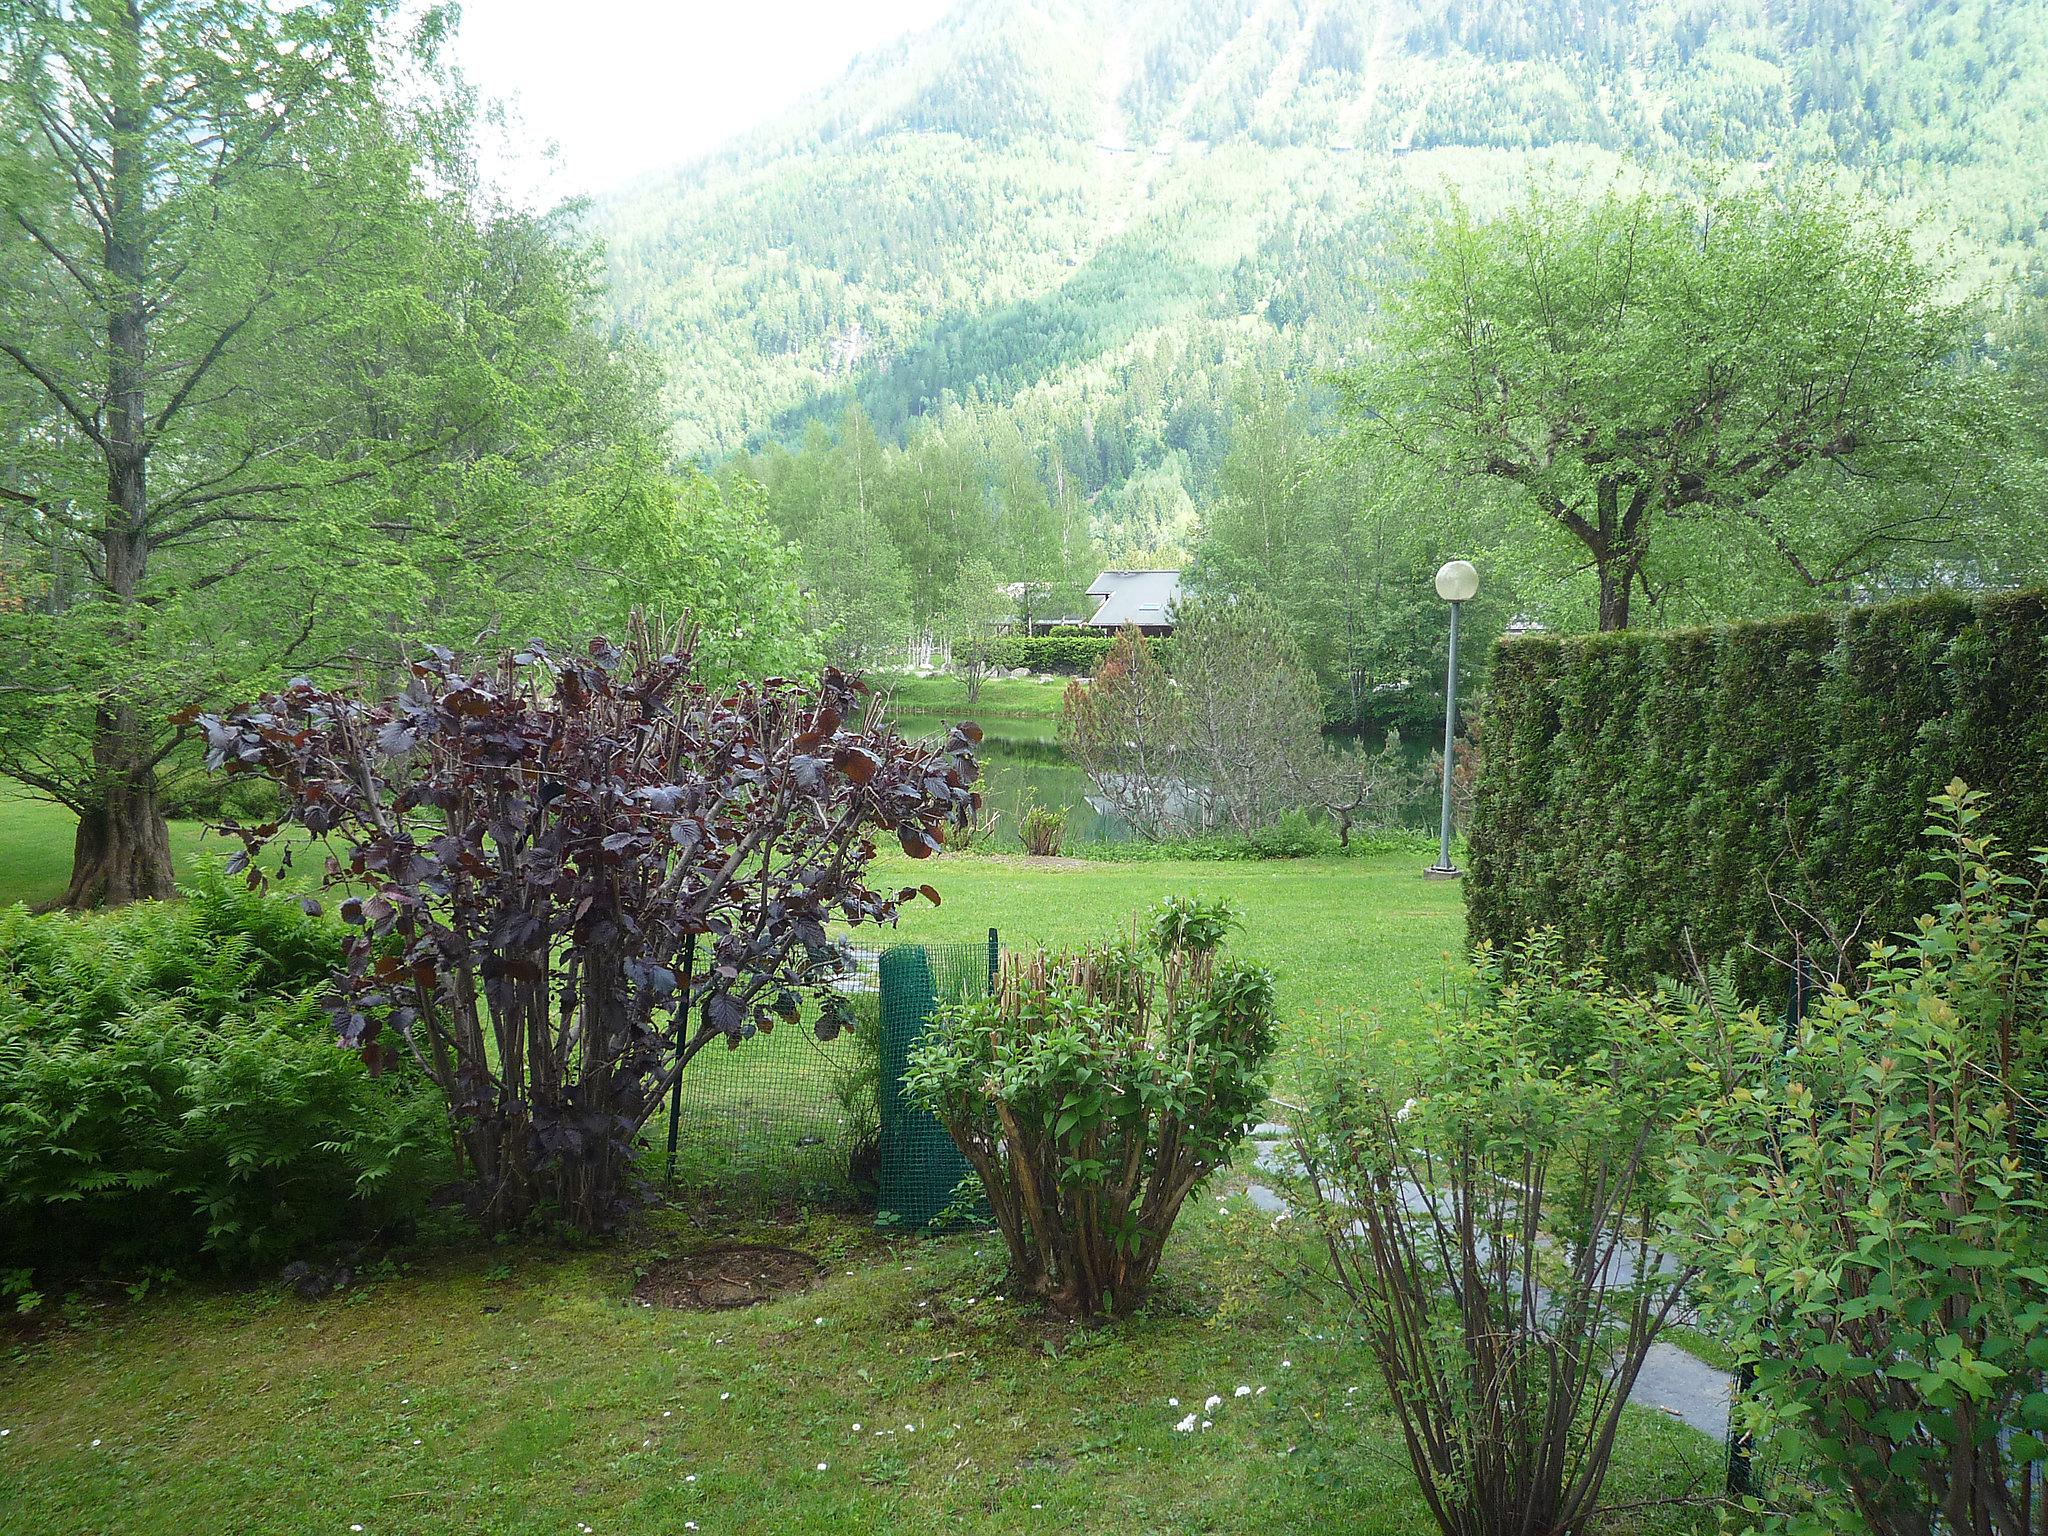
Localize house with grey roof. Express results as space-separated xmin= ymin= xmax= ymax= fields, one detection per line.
xmin=1082 ymin=570 xmax=1181 ymax=635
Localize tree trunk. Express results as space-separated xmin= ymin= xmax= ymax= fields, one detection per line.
xmin=60 ymin=22 xmax=176 ymax=911
xmin=1596 ymin=562 xmax=1632 ymax=630
xmin=51 ymin=703 xmax=177 ymax=909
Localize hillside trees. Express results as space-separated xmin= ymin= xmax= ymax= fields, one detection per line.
xmin=1348 ymin=180 xmax=2015 ymax=630
xmin=740 ymin=407 xmax=1102 ymax=668
xmin=1193 ymin=381 xmax=1511 ymax=729
xmin=0 ymin=0 xmax=800 ymax=908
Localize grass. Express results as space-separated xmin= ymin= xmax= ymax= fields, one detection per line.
xmin=0 ymin=781 xmax=227 ymax=910
xmin=0 ymin=1200 xmax=1720 ymax=1536
xmin=0 ymin=800 xmax=1720 ymax=1534
xmin=883 ymin=847 xmax=1465 ymax=1088
xmin=878 ymin=672 xmax=1067 ymax=721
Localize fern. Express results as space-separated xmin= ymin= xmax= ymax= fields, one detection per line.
xmin=0 ymin=877 xmax=444 ymax=1283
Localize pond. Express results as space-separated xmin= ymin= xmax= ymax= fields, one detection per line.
xmin=893 ymin=711 xmax=1133 ymax=845
xmin=892 ymin=708 xmax=1437 ymax=849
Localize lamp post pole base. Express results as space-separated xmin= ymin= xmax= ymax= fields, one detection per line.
xmin=1422 ymin=864 xmax=1463 ymax=881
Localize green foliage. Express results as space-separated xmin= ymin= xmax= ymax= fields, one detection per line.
xmin=597 ymin=0 xmax=2048 ymax=582
xmin=1294 ymin=933 xmax=1701 ymax=1536
xmin=1016 ymin=794 xmax=1069 ymax=858
xmin=1347 ymin=176 xmax=2020 ymax=630
xmin=0 ymin=874 xmax=444 ymax=1279
xmin=1669 ymin=784 xmax=2048 ymax=1534
xmin=984 ymin=631 xmax=1117 ymax=675
xmin=734 ymin=410 xmax=1101 ymax=671
xmin=0 ymin=2 xmax=812 ymax=907
xmin=1192 ymin=383 xmax=1513 ymax=731
xmin=1467 ymin=586 xmax=2048 ymax=992
xmin=907 ymin=899 xmax=1276 ymax=1317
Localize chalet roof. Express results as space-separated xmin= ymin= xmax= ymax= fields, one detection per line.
xmin=1084 ymin=570 xmax=1182 ymax=629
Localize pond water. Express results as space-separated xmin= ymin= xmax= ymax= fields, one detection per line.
xmin=892 ymin=709 xmax=1436 ymax=849
xmin=893 ymin=711 xmax=1133 ymax=844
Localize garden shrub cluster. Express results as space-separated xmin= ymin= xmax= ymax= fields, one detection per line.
xmin=1304 ymin=783 xmax=2046 ymax=1536
xmin=0 ymin=875 xmax=445 ymax=1291
xmin=1295 ymin=933 xmax=1702 ymax=1535
xmin=984 ymin=631 xmax=1120 ymax=675
xmin=1670 ymin=783 xmax=2048 ymax=1534
xmin=201 ymin=620 xmax=978 ymax=1233
xmin=1468 ymin=587 xmax=2048 ymax=989
xmin=909 ymin=898 xmax=1275 ymax=1318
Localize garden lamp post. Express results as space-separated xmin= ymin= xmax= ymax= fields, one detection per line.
xmin=1426 ymin=560 xmax=1479 ymax=878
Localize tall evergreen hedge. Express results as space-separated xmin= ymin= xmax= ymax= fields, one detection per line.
xmin=1467 ymin=589 xmax=2048 ymax=990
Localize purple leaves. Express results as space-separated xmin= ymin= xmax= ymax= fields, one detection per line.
xmin=196 ymin=616 xmax=979 ymax=1233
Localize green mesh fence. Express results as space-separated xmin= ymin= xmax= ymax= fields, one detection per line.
xmin=656 ymin=933 xmax=994 ymax=1208
xmin=659 ymin=947 xmax=883 ymax=1200
xmin=878 ymin=935 xmax=997 ymax=1228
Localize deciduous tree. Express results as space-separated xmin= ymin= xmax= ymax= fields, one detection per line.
xmin=1349 ymin=180 xmax=2007 ymax=629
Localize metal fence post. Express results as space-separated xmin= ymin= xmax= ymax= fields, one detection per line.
xmin=663 ymin=931 xmax=699 ymax=1190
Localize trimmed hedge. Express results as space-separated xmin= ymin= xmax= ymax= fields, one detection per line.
xmin=987 ymin=630 xmax=1118 ymax=674
xmin=1467 ymin=589 xmax=2048 ymax=990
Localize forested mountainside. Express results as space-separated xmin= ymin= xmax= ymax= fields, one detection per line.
xmin=595 ymin=0 xmax=2047 ymax=557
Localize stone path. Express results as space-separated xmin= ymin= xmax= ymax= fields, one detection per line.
xmin=1242 ymin=1125 xmax=1734 ymax=1441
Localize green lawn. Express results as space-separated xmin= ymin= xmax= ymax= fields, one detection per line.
xmin=878 ymin=672 xmax=1067 ymax=721
xmin=0 ymin=801 xmax=1718 ymax=1535
xmin=885 ymin=849 xmax=1464 ymax=1087
xmin=0 ymin=781 xmax=219 ymax=909
xmin=0 ymin=1201 xmax=1717 ymax=1536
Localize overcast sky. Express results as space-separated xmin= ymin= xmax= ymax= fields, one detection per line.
xmin=446 ymin=0 xmax=954 ymax=204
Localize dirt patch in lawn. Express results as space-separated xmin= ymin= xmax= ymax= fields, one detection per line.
xmin=633 ymin=1244 xmax=823 ymax=1310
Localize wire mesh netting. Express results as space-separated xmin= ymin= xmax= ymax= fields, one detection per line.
xmin=657 ymin=955 xmax=879 ymax=1200
xmin=877 ymin=936 xmax=997 ymax=1228
xmin=656 ymin=934 xmax=994 ymax=1208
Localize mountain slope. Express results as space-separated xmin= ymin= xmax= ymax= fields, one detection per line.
xmin=597 ymin=0 xmax=2048 ymax=543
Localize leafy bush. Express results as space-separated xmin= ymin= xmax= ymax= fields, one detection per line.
xmin=1063 ymin=605 xmax=1421 ymax=843
xmin=1469 ymin=588 xmax=2048 ymax=990
xmin=986 ymin=631 xmax=1118 ymax=675
xmin=1670 ymin=783 xmax=2048 ymax=1535
xmin=1017 ymin=794 xmax=1069 ymax=857
xmin=0 ymin=875 xmax=443 ymax=1285
xmin=1293 ymin=935 xmax=1700 ymax=1536
xmin=907 ymin=897 xmax=1276 ymax=1317
xmin=200 ymin=618 xmax=979 ymax=1234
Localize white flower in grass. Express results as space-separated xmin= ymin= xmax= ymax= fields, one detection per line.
xmin=1167 ymin=1397 xmax=1178 ymax=1407
xmin=1202 ymin=1395 xmax=1221 ymax=1413
xmin=685 ymin=1474 xmax=696 ymax=1484
xmin=686 ymin=1524 xmax=698 ymax=1531
xmin=1173 ymin=1413 xmax=1197 ymax=1433
xmin=816 ymin=1462 xmax=828 ymax=1472
xmin=719 ymin=1392 xmax=730 ymax=1401
xmin=1233 ymin=1386 xmax=1251 ymax=1398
